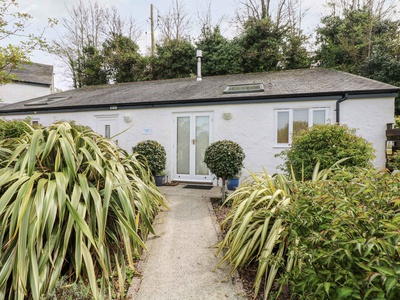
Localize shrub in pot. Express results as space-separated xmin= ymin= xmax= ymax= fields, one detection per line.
xmin=204 ymin=140 xmax=245 ymax=201
xmin=133 ymin=140 xmax=167 ymax=185
xmin=227 ymin=178 xmax=239 ymax=191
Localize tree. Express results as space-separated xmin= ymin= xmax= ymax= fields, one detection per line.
xmin=281 ymin=0 xmax=311 ymax=69
xmin=103 ymin=34 xmax=148 ymax=83
xmin=281 ymin=33 xmax=310 ymax=69
xmin=158 ymin=0 xmax=191 ymax=43
xmin=196 ymin=26 xmax=244 ymax=76
xmin=204 ymin=140 xmax=245 ymax=202
xmin=240 ymin=17 xmax=285 ymax=72
xmin=233 ymin=0 xmax=310 ymax=72
xmin=76 ymin=45 xmax=108 ymax=87
xmin=359 ymin=45 xmax=400 ymax=115
xmin=52 ymin=0 xmax=105 ymax=88
xmin=53 ymin=0 xmax=141 ymax=88
xmin=0 ymin=0 xmax=55 ymax=84
xmin=315 ymin=3 xmax=399 ymax=73
xmin=315 ymin=0 xmax=400 ymax=114
xmin=153 ymin=39 xmax=196 ymax=79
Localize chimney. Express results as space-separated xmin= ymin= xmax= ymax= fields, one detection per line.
xmin=196 ymin=49 xmax=202 ymax=81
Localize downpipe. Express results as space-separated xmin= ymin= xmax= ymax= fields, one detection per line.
xmin=336 ymin=93 xmax=348 ymax=124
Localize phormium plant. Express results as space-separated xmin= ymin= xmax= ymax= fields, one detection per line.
xmin=204 ymin=140 xmax=245 ymax=201
xmin=0 ymin=122 xmax=167 ymax=299
xmin=216 ymin=170 xmax=293 ymax=298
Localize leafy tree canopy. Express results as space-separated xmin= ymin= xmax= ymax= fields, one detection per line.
xmin=196 ymin=26 xmax=244 ymax=76
xmin=240 ymin=17 xmax=285 ymax=72
xmin=103 ymin=33 xmax=149 ymax=83
xmin=153 ymin=38 xmax=196 ymax=80
xmin=76 ymin=45 xmax=108 ymax=87
xmin=316 ymin=7 xmax=400 ymax=73
xmin=0 ymin=0 xmax=56 ymax=84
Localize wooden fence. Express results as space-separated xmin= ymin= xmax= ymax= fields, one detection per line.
xmin=386 ymin=123 xmax=400 ymax=169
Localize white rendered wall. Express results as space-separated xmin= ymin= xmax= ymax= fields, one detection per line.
xmin=0 ymin=83 xmax=52 ymax=104
xmin=340 ymin=96 xmax=394 ymax=168
xmin=3 ymin=95 xmax=394 ymax=182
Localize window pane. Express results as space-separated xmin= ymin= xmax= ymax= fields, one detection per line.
xmin=177 ymin=117 xmax=190 ymax=174
xmin=195 ymin=116 xmax=209 ymax=175
xmin=293 ymin=110 xmax=308 ymax=134
xmin=313 ymin=110 xmax=326 ymax=125
xmin=105 ymin=125 xmax=111 ymax=138
xmin=277 ymin=111 xmax=289 ymax=143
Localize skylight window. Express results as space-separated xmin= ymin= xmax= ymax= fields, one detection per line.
xmin=24 ymin=96 xmax=68 ymax=106
xmin=223 ymin=83 xmax=264 ymax=94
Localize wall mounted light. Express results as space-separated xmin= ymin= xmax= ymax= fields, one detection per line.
xmin=223 ymin=112 xmax=232 ymax=120
xmin=124 ymin=114 xmax=132 ymax=123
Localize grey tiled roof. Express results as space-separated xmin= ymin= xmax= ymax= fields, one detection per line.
xmin=0 ymin=68 xmax=398 ymax=113
xmin=12 ymin=62 xmax=53 ymax=86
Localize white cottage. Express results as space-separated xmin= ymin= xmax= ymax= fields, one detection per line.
xmin=0 ymin=68 xmax=397 ymax=184
xmin=0 ymin=62 xmax=55 ymax=104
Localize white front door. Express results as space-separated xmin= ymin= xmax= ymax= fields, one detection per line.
xmin=95 ymin=115 xmax=119 ymax=141
xmin=174 ymin=113 xmax=213 ymax=182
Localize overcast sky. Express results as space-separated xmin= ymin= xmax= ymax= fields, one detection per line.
xmin=12 ymin=0 xmax=327 ymax=90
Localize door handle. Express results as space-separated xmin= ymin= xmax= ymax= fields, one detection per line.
xmin=192 ymin=139 xmax=196 ymax=145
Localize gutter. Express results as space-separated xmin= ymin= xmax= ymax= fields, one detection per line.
xmin=0 ymin=89 xmax=397 ymax=116
xmin=336 ymin=93 xmax=348 ymax=124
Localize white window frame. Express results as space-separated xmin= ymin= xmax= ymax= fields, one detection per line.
xmin=275 ymin=108 xmax=329 ymax=146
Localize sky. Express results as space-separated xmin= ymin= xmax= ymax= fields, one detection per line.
xmin=10 ymin=0 xmax=328 ymax=90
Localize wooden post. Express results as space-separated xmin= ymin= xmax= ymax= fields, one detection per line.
xmin=150 ymin=4 xmax=155 ymax=57
xmin=150 ymin=4 xmax=155 ymax=79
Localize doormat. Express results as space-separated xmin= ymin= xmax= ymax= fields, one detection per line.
xmin=183 ymin=185 xmax=213 ymax=190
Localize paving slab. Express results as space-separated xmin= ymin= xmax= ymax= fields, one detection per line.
xmin=127 ymin=184 xmax=246 ymax=300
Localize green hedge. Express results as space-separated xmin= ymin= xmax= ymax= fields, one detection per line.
xmin=284 ymin=169 xmax=400 ymax=299
xmin=0 ymin=118 xmax=33 ymax=139
xmin=277 ymin=124 xmax=375 ymax=180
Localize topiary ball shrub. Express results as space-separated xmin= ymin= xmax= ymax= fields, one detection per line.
xmin=132 ymin=140 xmax=167 ymax=176
xmin=204 ymin=140 xmax=245 ymax=201
xmin=278 ymin=124 xmax=375 ymax=180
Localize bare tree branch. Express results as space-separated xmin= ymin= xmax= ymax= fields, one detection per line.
xmin=158 ymin=0 xmax=191 ymax=42
xmin=197 ymin=1 xmax=227 ymax=35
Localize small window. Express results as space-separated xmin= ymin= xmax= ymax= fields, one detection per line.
xmin=275 ymin=108 xmax=328 ymax=145
xmin=313 ymin=109 xmax=326 ymax=125
xmin=293 ymin=109 xmax=308 ymax=135
xmin=223 ymin=83 xmax=264 ymax=94
xmin=277 ymin=111 xmax=289 ymax=144
xmin=105 ymin=125 xmax=111 ymax=138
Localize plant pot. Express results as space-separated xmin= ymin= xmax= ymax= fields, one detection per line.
xmin=154 ymin=175 xmax=165 ymax=186
xmin=227 ymin=178 xmax=239 ymax=191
